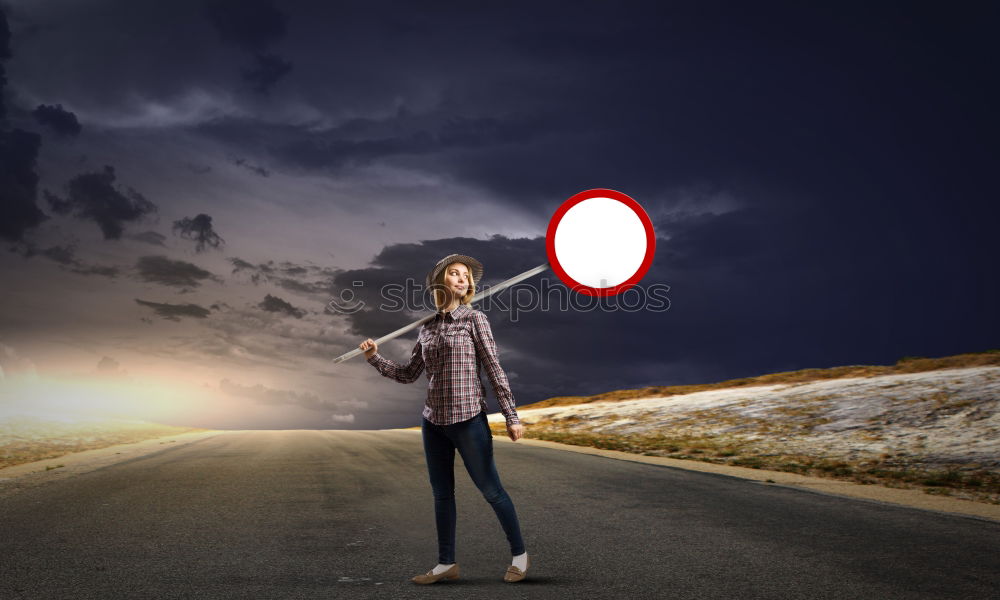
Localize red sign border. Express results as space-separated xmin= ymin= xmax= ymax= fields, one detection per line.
xmin=545 ymin=188 xmax=656 ymax=297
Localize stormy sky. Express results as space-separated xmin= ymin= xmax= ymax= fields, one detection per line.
xmin=1 ymin=0 xmax=997 ymax=429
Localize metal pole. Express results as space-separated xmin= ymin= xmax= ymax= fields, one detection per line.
xmin=331 ymin=263 xmax=550 ymax=364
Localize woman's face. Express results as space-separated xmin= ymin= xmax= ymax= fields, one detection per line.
xmin=443 ymin=262 xmax=471 ymax=298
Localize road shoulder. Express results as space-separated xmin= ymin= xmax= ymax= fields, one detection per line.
xmin=483 ymin=433 xmax=1000 ymax=523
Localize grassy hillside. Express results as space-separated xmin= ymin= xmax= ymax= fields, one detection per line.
xmin=520 ymin=349 xmax=1000 ymax=410
xmin=496 ymin=349 xmax=1000 ymax=505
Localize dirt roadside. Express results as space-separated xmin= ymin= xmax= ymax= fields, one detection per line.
xmin=0 ymin=429 xmax=231 ymax=500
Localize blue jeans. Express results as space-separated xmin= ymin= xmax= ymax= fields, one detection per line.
xmin=421 ymin=410 xmax=525 ymax=564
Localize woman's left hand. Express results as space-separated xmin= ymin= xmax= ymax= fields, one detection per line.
xmin=506 ymin=423 xmax=525 ymax=442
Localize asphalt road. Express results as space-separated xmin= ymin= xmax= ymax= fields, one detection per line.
xmin=1 ymin=430 xmax=997 ymax=599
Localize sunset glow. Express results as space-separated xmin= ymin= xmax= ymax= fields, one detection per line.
xmin=0 ymin=373 xmax=218 ymax=426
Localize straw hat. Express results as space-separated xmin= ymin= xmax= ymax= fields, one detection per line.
xmin=425 ymin=254 xmax=484 ymax=289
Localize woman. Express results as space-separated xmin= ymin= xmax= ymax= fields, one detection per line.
xmin=358 ymin=253 xmax=530 ymax=584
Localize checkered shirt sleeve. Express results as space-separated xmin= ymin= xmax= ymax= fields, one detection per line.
xmin=366 ymin=341 xmax=424 ymax=383
xmin=470 ymin=311 xmax=520 ymax=426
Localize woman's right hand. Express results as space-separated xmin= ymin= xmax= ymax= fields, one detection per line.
xmin=359 ymin=338 xmax=377 ymax=359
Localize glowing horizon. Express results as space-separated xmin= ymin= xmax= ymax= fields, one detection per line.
xmin=0 ymin=372 xmax=224 ymax=427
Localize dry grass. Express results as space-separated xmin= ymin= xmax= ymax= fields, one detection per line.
xmin=520 ymin=349 xmax=1000 ymax=409
xmin=489 ymin=422 xmax=1000 ymax=504
xmin=0 ymin=420 xmax=211 ymax=470
xmin=485 ymin=351 xmax=1000 ymax=504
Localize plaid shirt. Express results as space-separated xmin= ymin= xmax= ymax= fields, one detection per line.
xmin=366 ymin=303 xmax=520 ymax=426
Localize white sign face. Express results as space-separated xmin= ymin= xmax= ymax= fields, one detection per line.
xmin=553 ymin=196 xmax=648 ymax=288
xmin=546 ymin=188 xmax=656 ymax=296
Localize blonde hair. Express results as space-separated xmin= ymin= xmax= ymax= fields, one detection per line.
xmin=432 ymin=261 xmax=476 ymax=310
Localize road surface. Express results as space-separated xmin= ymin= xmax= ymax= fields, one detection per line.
xmin=1 ymin=430 xmax=997 ymax=599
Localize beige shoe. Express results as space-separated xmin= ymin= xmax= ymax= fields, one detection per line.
xmin=504 ymin=554 xmax=529 ymax=582
xmin=412 ymin=563 xmax=459 ymax=584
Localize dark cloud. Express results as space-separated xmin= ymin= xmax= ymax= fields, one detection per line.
xmin=278 ymin=263 xmax=308 ymax=276
xmin=0 ymin=7 xmax=9 ymax=58
xmin=183 ymin=162 xmax=212 ymax=175
xmin=0 ymin=7 xmax=10 ymax=120
xmin=228 ymin=256 xmax=339 ymax=295
xmin=242 ymin=52 xmax=292 ymax=95
xmin=205 ymin=0 xmax=286 ymax=52
xmin=270 ymin=111 xmax=557 ymax=172
xmin=229 ymin=256 xmax=271 ymax=284
xmin=39 ymin=243 xmax=75 ymax=265
xmin=10 ymin=241 xmax=121 ymax=278
xmin=135 ymin=255 xmax=219 ymax=289
xmin=41 ymin=189 xmax=69 ymax=213
xmin=95 ymin=355 xmax=126 ymax=377
xmin=170 ymin=300 xmax=347 ymax=374
xmin=71 ymin=263 xmax=120 ymax=278
xmin=258 ymin=293 xmax=306 ymax=319
xmin=36 ymin=244 xmax=102 ymax=274
xmin=331 ymin=234 xmax=546 ymax=334
xmin=10 ymin=240 xmax=73 ymax=264
xmin=129 ymin=230 xmax=166 ymax=246
xmin=31 ymin=103 xmax=82 ymax=137
xmin=172 ymin=213 xmax=225 ymax=252
xmin=232 ymin=156 xmax=269 ymax=177
xmin=134 ymin=298 xmax=212 ymax=321
xmin=0 ymin=129 xmax=47 ymax=242
xmin=273 ymin=277 xmax=330 ymax=297
xmin=44 ymin=166 xmax=157 ymax=240
xmin=205 ymin=0 xmax=292 ymax=93
xmin=96 ymin=356 xmax=119 ymax=372
xmin=173 ymin=1 xmax=985 ymax=230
